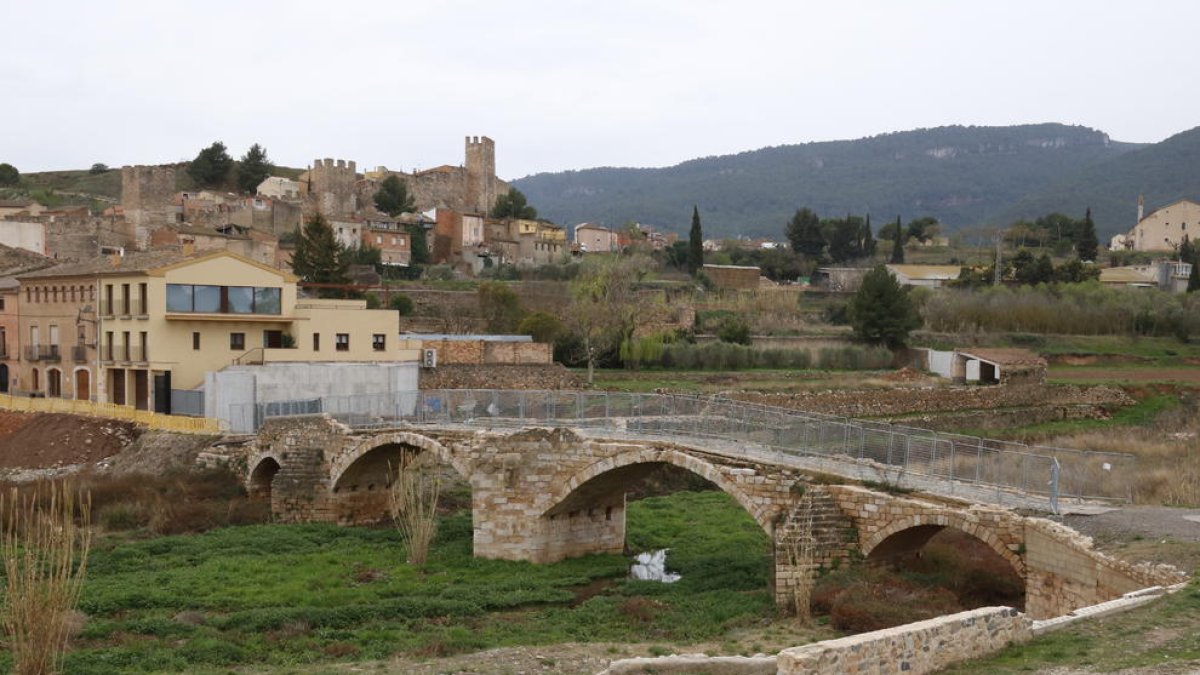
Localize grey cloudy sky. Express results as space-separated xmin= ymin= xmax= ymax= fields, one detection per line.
xmin=3 ymin=1 xmax=1197 ymax=179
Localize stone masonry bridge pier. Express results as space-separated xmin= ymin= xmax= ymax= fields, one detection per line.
xmin=244 ymin=414 xmax=1181 ymax=619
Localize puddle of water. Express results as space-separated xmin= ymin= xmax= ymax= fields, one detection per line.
xmin=630 ymin=549 xmax=681 ymax=583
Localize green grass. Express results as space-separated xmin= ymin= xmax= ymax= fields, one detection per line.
xmin=1 ymin=491 xmax=776 ymax=673
xmin=943 ymin=579 xmax=1200 ymax=673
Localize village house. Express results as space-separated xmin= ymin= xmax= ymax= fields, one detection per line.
xmin=1110 ymin=196 xmax=1200 ymax=252
xmin=574 ymin=222 xmax=618 ymax=253
xmin=149 ymin=224 xmax=279 ymax=268
xmin=0 ymin=199 xmax=46 ymax=220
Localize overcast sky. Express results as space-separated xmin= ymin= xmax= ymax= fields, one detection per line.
xmin=3 ymin=1 xmax=1197 ymax=179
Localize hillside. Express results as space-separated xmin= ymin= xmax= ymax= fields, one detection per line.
xmin=2 ymin=164 xmax=307 ymax=206
xmin=512 ymin=124 xmax=1144 ymax=238
xmin=991 ymin=125 xmax=1200 ymax=238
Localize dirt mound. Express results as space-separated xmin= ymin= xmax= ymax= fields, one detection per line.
xmin=0 ymin=412 xmax=140 ymax=470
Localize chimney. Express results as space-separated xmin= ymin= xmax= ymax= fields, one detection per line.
xmin=1137 ymin=194 xmax=1145 ymax=222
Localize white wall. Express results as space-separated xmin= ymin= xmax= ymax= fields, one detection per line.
xmin=205 ymin=361 xmax=420 ymax=432
xmin=0 ymin=221 xmax=46 ymax=255
xmin=926 ymin=349 xmax=955 ymax=378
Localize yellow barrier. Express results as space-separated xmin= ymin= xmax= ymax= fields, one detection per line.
xmin=0 ymin=394 xmax=222 ymax=435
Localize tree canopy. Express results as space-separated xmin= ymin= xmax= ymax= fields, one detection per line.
xmin=847 ymin=265 xmax=921 ymax=348
xmin=375 ymin=175 xmax=416 ymax=216
xmin=187 ymin=142 xmax=234 ymax=188
xmin=786 ymin=208 xmax=824 ymax=258
xmin=236 ymin=143 xmax=273 ymax=194
xmin=491 ymin=188 xmax=538 ymax=220
xmin=0 ymin=163 xmax=19 ymax=186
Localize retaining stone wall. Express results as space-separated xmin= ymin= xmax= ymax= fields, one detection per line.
xmin=777 ymin=606 xmax=1031 ymax=675
xmin=419 ymin=364 xmax=581 ymax=390
xmin=733 ymin=384 xmax=1132 ymax=418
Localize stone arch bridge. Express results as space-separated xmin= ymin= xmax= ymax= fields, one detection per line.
xmin=244 ymin=415 xmax=1179 ymax=619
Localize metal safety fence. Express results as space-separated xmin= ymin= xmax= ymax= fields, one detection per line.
xmin=229 ymin=389 xmax=1136 ymax=511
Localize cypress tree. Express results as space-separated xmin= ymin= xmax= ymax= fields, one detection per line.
xmin=889 ymin=215 xmax=904 ymax=264
xmin=861 ymin=214 xmax=875 ymax=258
xmin=1076 ymin=208 xmax=1099 ymax=261
xmin=687 ymin=205 xmax=704 ymax=276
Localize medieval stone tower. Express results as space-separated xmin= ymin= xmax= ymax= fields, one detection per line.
xmin=464 ymin=136 xmax=497 ymax=216
xmin=121 ymin=165 xmax=176 ymax=247
xmin=307 ymin=158 xmax=358 ymax=217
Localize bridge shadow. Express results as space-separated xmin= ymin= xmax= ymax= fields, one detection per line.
xmin=330 ymin=440 xmax=471 ymax=527
xmin=866 ymin=526 xmax=1026 ymax=611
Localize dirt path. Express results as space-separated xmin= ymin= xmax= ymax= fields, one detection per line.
xmin=1062 ymin=505 xmax=1200 ymax=573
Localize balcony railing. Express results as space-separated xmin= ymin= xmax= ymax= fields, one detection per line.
xmin=101 ymin=344 xmax=113 ymax=362
xmin=23 ymin=345 xmax=61 ymax=361
xmin=72 ymin=345 xmax=88 ymax=362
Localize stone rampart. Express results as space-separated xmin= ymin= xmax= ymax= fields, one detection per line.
xmin=777 ymin=606 xmax=1031 ymax=675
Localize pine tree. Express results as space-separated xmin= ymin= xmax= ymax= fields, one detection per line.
xmin=187 ymin=141 xmax=234 ymax=188
xmin=687 ymin=205 xmax=704 ymax=276
xmin=889 ymin=215 xmax=905 ymax=264
xmin=1076 ymin=208 xmax=1099 ymax=261
xmin=236 ymin=143 xmax=273 ymax=194
xmin=375 ymin=175 xmax=416 ymax=216
xmin=848 ymin=265 xmax=921 ymax=348
xmin=291 ymin=213 xmax=350 ymax=297
xmin=1189 ymin=258 xmax=1200 ymax=293
xmin=491 ymin=189 xmax=537 ymax=219
xmin=786 ymin=208 xmax=825 ymax=258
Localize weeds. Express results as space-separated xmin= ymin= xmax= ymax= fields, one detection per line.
xmin=389 ymin=459 xmax=442 ymax=565
xmin=2 ymin=482 xmax=93 ymax=675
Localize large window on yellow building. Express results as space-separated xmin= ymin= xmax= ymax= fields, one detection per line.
xmin=166 ymin=284 xmax=281 ymax=315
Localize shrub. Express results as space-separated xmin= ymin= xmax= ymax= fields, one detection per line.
xmin=388 ymin=293 xmax=414 ymax=316
xmin=98 ymin=501 xmax=145 ymax=531
xmin=716 ymin=317 xmax=752 ymax=345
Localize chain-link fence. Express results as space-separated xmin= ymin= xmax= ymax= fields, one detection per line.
xmin=230 ymin=389 xmax=1136 ymax=511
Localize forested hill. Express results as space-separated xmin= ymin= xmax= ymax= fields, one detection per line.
xmin=990 ymin=126 xmax=1200 ymax=237
xmin=512 ymin=124 xmax=1144 ymax=239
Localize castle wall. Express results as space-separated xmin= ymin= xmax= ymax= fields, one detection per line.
xmin=121 ymin=166 xmax=176 ymax=239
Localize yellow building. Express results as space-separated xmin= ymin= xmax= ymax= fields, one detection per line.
xmin=1111 ymin=198 xmax=1200 ymax=252
xmin=17 ymin=249 xmax=419 ymax=411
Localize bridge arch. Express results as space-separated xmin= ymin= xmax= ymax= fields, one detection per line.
xmin=331 ymin=431 xmax=466 ymax=489
xmin=247 ymin=453 xmax=282 ymax=500
xmin=862 ymin=512 xmax=1025 ymax=578
xmin=543 ymin=447 xmax=775 ymax=533
xmin=329 ymin=432 xmax=466 ymax=525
